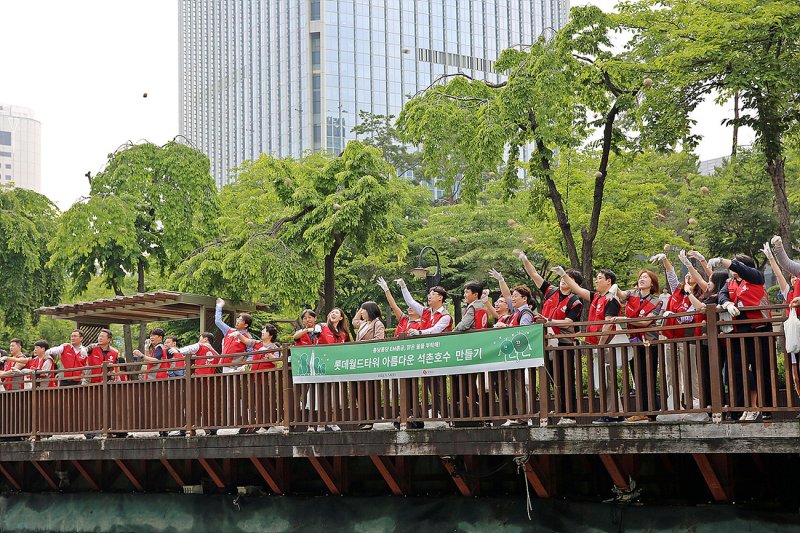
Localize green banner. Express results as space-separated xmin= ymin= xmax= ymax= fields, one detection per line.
xmin=291 ymin=325 xmax=544 ymax=383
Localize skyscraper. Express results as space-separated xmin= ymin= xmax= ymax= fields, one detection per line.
xmin=0 ymin=104 xmax=42 ymax=192
xmin=179 ymin=0 xmax=570 ymax=187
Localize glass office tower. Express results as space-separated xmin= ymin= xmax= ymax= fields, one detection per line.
xmin=179 ymin=0 xmax=570 ymax=186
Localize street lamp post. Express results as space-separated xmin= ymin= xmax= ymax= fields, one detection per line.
xmin=411 ymin=246 xmax=441 ymax=291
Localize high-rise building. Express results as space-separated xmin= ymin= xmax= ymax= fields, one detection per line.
xmin=179 ymin=0 xmax=570 ymax=187
xmin=0 ymin=104 xmax=42 ymax=192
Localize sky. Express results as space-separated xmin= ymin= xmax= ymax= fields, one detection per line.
xmin=1 ymin=0 xmax=753 ymax=210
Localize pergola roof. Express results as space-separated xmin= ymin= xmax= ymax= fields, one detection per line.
xmin=36 ymin=291 xmax=267 ymax=326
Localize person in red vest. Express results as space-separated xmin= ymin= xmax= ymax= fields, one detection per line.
xmin=293 ymin=309 xmax=321 ymax=346
xmin=376 ymin=277 xmax=425 ymax=336
xmin=165 ymin=336 xmax=185 ymax=378
xmin=613 ymin=270 xmax=664 ymax=423
xmin=215 ymin=298 xmax=253 ymax=373
xmin=396 ymin=279 xmax=453 ymax=335
xmin=318 ymin=308 xmax=352 ymax=344
xmin=18 ymin=340 xmax=57 ymax=389
xmin=1 ymin=339 xmax=29 ymax=391
xmin=132 ymin=328 xmax=168 ymax=380
xmin=516 ymin=250 xmax=584 ymax=426
xmin=46 ymin=329 xmax=87 ymax=387
xmin=453 ymin=281 xmax=489 ymax=331
xmin=488 ymin=269 xmax=537 ymax=327
xmin=770 ymin=236 xmax=800 ymax=407
xmin=553 ymin=266 xmax=623 ymax=424
xmin=173 ymin=332 xmax=219 ymax=435
xmin=712 ymin=253 xmax=772 ymax=422
xmin=86 ymin=329 xmax=120 ymax=384
xmin=486 ymin=295 xmax=513 ymax=327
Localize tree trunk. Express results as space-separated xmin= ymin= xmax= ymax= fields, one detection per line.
xmin=768 ymin=155 xmax=791 ymax=244
xmin=112 ymin=282 xmax=134 ymax=359
xmin=322 ymin=234 xmax=345 ymax=314
xmin=580 ymin=103 xmax=619 ymax=285
xmin=731 ymin=91 xmax=739 ymax=157
xmin=137 ymin=259 xmax=147 ymax=352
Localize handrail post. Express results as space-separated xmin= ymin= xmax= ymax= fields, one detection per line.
xmin=102 ymin=361 xmax=109 ymax=438
xmin=399 ymin=378 xmax=409 ymax=430
xmin=281 ymin=344 xmax=293 ymax=433
xmin=706 ymin=306 xmax=723 ymax=424
xmin=30 ymin=369 xmax=38 ymax=440
xmin=538 ymin=366 xmax=549 ymax=427
xmin=185 ymin=353 xmax=193 ymax=436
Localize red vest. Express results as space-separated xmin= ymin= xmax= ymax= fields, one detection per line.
xmin=496 ymin=315 xmax=513 ymax=326
xmin=785 ymin=278 xmax=800 ymax=316
xmin=473 ymin=308 xmax=489 ymax=330
xmin=60 ymin=344 xmax=87 ymax=379
xmin=251 ymin=342 xmax=278 ymax=371
xmin=221 ymin=329 xmax=250 ymax=364
xmin=294 ymin=331 xmax=317 ymax=346
xmin=432 ymin=309 xmax=453 ymax=332
xmin=2 ymin=357 xmax=19 ymax=390
xmin=510 ymin=306 xmax=534 ymax=327
xmin=194 ymin=344 xmax=219 ymax=376
xmin=88 ymin=345 xmax=120 ymax=383
xmin=540 ymin=289 xmax=580 ymax=335
xmin=727 ymin=278 xmax=768 ymax=325
xmin=663 ymin=288 xmax=703 ymax=338
xmin=29 ymin=356 xmax=57 ymax=388
xmin=170 ymin=349 xmax=185 ymax=372
xmin=318 ymin=324 xmax=347 ymax=344
xmin=586 ymin=293 xmax=615 ymax=345
xmin=624 ymin=293 xmax=661 ymax=340
xmin=394 ymin=315 xmax=423 ymax=336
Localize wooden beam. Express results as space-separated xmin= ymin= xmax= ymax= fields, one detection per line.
xmin=441 ymin=457 xmax=473 ymax=497
xmin=159 ymin=458 xmax=186 ymax=488
xmin=599 ymin=454 xmax=630 ymax=491
xmin=692 ymin=453 xmax=731 ymax=502
xmin=71 ymin=460 xmax=100 ymax=491
xmin=198 ymin=458 xmax=226 ymax=489
xmin=114 ymin=459 xmax=144 ymax=492
xmin=0 ymin=462 xmax=22 ymax=491
xmin=30 ymin=461 xmax=59 ymax=491
xmin=523 ymin=457 xmax=552 ymax=498
xmin=308 ymin=457 xmax=342 ymax=495
xmin=370 ymin=455 xmax=407 ymax=496
xmin=250 ymin=457 xmax=284 ymax=495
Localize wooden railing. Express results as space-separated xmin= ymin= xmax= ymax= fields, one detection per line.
xmin=1 ymin=305 xmax=796 ymax=438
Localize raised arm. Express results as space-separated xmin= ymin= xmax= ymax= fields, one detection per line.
xmin=688 ymin=250 xmax=713 ymax=279
xmin=488 ymin=269 xmax=514 ymax=303
xmin=651 ymin=253 xmax=680 ymax=293
xmin=396 ymin=278 xmax=425 ymax=317
xmin=377 ymin=277 xmax=404 ymax=321
xmin=771 ymin=236 xmax=800 ymax=277
xmin=550 ymin=266 xmax=590 ymax=301
xmin=214 ymin=298 xmax=231 ymax=336
xmin=677 ymin=250 xmax=709 ymax=292
xmin=515 ymin=250 xmax=545 ymax=288
xmin=762 ymin=242 xmax=789 ymax=297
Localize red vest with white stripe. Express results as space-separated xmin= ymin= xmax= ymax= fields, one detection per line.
xmin=510 ymin=307 xmax=534 ymax=326
xmin=586 ymin=293 xmax=615 ymax=345
xmin=473 ymin=308 xmax=489 ymax=329
xmin=221 ymin=330 xmax=250 ymax=364
xmin=29 ymin=356 xmax=57 ymax=388
xmin=194 ymin=344 xmax=220 ymax=376
xmin=394 ymin=316 xmax=424 ymax=336
xmin=432 ymin=309 xmax=452 ymax=332
xmin=727 ymin=278 xmax=768 ymax=325
xmin=88 ymin=345 xmax=120 ymax=383
xmin=60 ymin=344 xmax=87 ymax=379
xmin=624 ymin=293 xmax=661 ymax=341
xmin=540 ymin=289 xmax=581 ymax=335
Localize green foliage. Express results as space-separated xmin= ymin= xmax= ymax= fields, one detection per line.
xmin=0 ymin=187 xmax=64 ymax=334
xmin=48 ymin=141 xmax=220 ymax=296
xmin=351 ymin=111 xmax=425 ymax=180
xmin=174 ymin=141 xmax=426 ymax=312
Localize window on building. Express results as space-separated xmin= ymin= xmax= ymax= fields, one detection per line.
xmin=0 ymin=131 xmax=11 ymax=146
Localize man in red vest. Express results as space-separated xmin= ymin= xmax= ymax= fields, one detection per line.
xmin=453 ymin=280 xmax=489 ymax=331
xmin=0 ymin=339 xmax=29 ymax=391
xmin=132 ymin=328 xmax=167 ymax=380
xmin=376 ymin=277 xmax=425 ymax=337
xmin=86 ymin=329 xmax=120 ymax=384
xmin=553 ymin=265 xmax=623 ymax=423
xmin=517 ymin=250 xmax=584 ymax=425
xmin=397 ymin=279 xmax=452 ymax=335
xmin=712 ymin=254 xmax=771 ymax=421
xmin=46 ymin=329 xmax=87 ymax=387
xmin=215 ymin=298 xmax=253 ymax=372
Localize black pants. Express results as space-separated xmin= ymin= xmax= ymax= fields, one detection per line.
xmin=60 ymin=379 xmax=82 ymax=387
xmin=728 ymin=325 xmax=773 ymax=409
xmin=629 ymin=342 xmax=659 ymax=412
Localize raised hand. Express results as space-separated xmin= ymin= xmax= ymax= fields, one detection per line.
xmin=649 ymin=253 xmax=666 ymax=264
xmin=761 ymin=242 xmax=774 ymax=261
xmin=688 ymin=250 xmax=706 ymax=262
xmin=707 ymin=257 xmax=723 ymax=269
xmin=550 ymin=266 xmax=566 ymax=278
xmin=771 ymin=235 xmax=782 ymax=247
xmin=376 ymin=276 xmax=389 ymax=292
xmin=678 ymin=249 xmax=691 ymax=267
xmin=512 ymin=248 xmax=527 ymax=261
xmin=394 ymin=278 xmax=407 ymax=289
xmin=488 ymin=268 xmax=504 ymax=281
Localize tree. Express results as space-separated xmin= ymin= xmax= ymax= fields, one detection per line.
xmin=397 ymin=6 xmax=686 ymax=285
xmin=619 ymin=0 xmax=800 ymax=243
xmin=0 ymin=186 xmax=63 ymax=337
xmin=49 ymin=140 xmax=219 ymax=353
xmin=175 ymin=141 xmax=420 ymax=314
xmin=351 ymin=111 xmax=425 ymax=180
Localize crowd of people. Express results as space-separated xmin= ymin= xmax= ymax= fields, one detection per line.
xmin=2 ymin=238 xmax=797 ymax=431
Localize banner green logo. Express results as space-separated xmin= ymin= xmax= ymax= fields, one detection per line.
xmin=291 ymin=325 xmax=544 ymax=383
